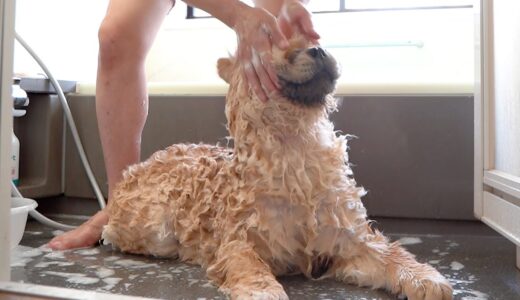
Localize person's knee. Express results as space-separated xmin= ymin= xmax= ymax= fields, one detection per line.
xmin=97 ymin=20 xmax=146 ymax=70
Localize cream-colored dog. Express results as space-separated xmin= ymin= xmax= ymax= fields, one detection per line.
xmin=102 ymin=38 xmax=453 ymax=299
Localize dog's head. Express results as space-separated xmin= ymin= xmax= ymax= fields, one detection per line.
xmin=217 ymin=37 xmax=339 ymax=140
xmin=218 ymin=37 xmax=339 ymax=107
xmin=272 ymin=39 xmax=340 ymax=107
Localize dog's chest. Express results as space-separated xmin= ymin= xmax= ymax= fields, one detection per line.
xmin=247 ymin=196 xmax=316 ymax=271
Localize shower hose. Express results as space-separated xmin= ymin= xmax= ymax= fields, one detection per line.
xmin=12 ymin=33 xmax=106 ymax=231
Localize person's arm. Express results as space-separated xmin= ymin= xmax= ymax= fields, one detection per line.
xmin=183 ymin=0 xmax=288 ymax=102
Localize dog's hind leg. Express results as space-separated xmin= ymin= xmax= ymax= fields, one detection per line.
xmin=207 ymin=240 xmax=288 ymax=300
xmin=331 ymin=231 xmax=452 ymax=300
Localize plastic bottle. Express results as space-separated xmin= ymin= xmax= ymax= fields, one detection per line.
xmin=11 ymin=109 xmax=26 ymax=186
xmin=11 ymin=128 xmax=20 ymax=186
xmin=11 ymin=80 xmax=28 ymax=186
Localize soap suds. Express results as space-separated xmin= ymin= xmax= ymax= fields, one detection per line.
xmin=75 ymin=248 xmax=100 ymax=256
xmin=114 ymin=259 xmax=159 ymax=269
xmin=450 ymin=261 xmax=464 ymax=271
xmin=43 ymin=271 xmax=99 ymax=285
xmin=460 ymin=290 xmax=489 ymax=300
xmin=104 ymin=256 xmax=120 ymax=262
xmin=35 ymin=261 xmax=74 ymax=268
xmin=51 ymin=230 xmax=64 ymax=237
xmin=397 ymin=237 xmax=422 ymax=246
xmin=10 ymin=245 xmax=44 ymax=267
xmin=24 ymin=231 xmax=42 ymax=235
xmin=99 ymin=277 xmax=123 ymax=290
xmin=44 ymin=251 xmax=65 ymax=260
xmin=96 ymin=267 xmax=115 ymax=278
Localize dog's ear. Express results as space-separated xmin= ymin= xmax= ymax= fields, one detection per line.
xmin=217 ymin=58 xmax=234 ymax=84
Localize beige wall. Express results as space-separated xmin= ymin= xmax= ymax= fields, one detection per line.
xmin=58 ymin=94 xmax=474 ymax=220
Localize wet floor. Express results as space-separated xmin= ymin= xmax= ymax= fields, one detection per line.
xmin=10 ymin=216 xmax=520 ymax=299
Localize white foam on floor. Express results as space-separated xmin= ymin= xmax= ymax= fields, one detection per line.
xmin=24 ymin=231 xmax=43 ymax=235
xmin=157 ymin=274 xmax=173 ymax=280
xmin=188 ymin=278 xmax=200 ymax=286
xmin=95 ymin=267 xmax=115 ymax=278
xmin=460 ymin=289 xmax=489 ymax=299
xmin=448 ymin=242 xmax=459 ymax=248
xmin=128 ymin=274 xmax=139 ymax=280
xmin=397 ymin=237 xmax=423 ymax=245
xmin=38 ymin=245 xmax=53 ymax=252
xmin=99 ymin=277 xmax=123 ymax=290
xmin=34 ymin=261 xmax=74 ymax=268
xmin=44 ymin=251 xmax=66 ymax=260
xmin=75 ymin=248 xmax=100 ymax=256
xmin=104 ymin=256 xmax=120 ymax=262
xmin=450 ymin=261 xmax=464 ymax=271
xmin=51 ymin=230 xmax=64 ymax=237
xmin=43 ymin=271 xmax=99 ymax=285
xmin=10 ymin=245 xmax=44 ymax=267
xmin=114 ymin=259 xmax=159 ymax=269
xmin=200 ymin=281 xmax=215 ymax=288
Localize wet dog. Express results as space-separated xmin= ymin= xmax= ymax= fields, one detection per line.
xmin=102 ymin=37 xmax=452 ymax=300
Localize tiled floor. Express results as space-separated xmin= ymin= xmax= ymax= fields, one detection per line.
xmin=9 ymin=214 xmax=520 ymax=300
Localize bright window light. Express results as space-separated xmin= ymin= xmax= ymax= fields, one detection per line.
xmin=189 ymin=0 xmax=473 ymax=18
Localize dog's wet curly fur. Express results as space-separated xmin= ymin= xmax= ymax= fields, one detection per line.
xmin=102 ymin=37 xmax=453 ymax=299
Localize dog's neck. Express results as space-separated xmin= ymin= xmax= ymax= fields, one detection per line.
xmin=226 ymin=86 xmax=333 ymax=154
xmin=225 ymin=80 xmax=342 ymax=205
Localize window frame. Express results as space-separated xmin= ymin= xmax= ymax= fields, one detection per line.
xmin=186 ymin=0 xmax=473 ymax=19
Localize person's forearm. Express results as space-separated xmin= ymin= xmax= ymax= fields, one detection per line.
xmin=182 ymin=0 xmax=250 ymax=28
xmin=253 ymin=0 xmax=310 ymax=15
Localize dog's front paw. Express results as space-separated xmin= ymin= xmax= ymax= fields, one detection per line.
xmin=400 ymin=268 xmax=453 ymax=300
xmin=230 ymin=285 xmax=289 ymax=300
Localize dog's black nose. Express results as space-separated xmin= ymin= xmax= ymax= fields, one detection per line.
xmin=307 ymin=47 xmax=327 ymax=58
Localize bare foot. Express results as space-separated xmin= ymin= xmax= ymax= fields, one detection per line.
xmin=47 ymin=210 xmax=109 ymax=250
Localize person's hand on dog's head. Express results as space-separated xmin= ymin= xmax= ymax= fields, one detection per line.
xmin=279 ymin=0 xmax=320 ymax=44
xmin=233 ymin=1 xmax=320 ymax=103
xmin=234 ymin=5 xmax=289 ymax=102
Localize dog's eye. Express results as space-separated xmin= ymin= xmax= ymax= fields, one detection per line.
xmin=286 ymin=49 xmax=303 ymax=64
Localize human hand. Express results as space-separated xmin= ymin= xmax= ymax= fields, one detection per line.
xmin=279 ymin=0 xmax=320 ymax=43
xmin=233 ymin=5 xmax=289 ymax=102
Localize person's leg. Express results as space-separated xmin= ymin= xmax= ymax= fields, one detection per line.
xmin=48 ymin=0 xmax=174 ymax=250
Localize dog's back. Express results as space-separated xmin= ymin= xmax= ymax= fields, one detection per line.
xmin=102 ymin=143 xmax=233 ymax=264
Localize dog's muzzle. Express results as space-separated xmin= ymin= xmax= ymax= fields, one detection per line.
xmin=279 ymin=46 xmax=340 ymax=107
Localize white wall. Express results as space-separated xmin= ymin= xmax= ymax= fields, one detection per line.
xmin=492 ymin=0 xmax=520 ymax=177
xmin=14 ymin=0 xmax=107 ymax=81
xmin=14 ymin=1 xmax=474 ymax=94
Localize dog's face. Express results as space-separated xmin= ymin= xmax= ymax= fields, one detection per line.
xmin=217 ymin=37 xmax=340 ymax=140
xmin=272 ymin=39 xmax=340 ymax=107
xmin=218 ymin=37 xmax=340 ymax=108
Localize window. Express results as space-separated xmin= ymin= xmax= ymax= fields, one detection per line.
xmin=187 ymin=0 xmax=473 ymax=19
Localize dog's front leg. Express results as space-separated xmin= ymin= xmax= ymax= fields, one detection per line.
xmin=332 ymin=232 xmax=452 ymax=300
xmin=207 ymin=240 xmax=288 ymax=300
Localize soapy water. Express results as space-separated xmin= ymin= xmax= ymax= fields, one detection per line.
xmin=8 ymin=237 xmax=494 ymax=299
xmin=42 ymin=271 xmax=100 ymax=285
xmin=397 ymin=237 xmax=423 ymax=246
xmin=450 ymin=261 xmax=465 ymax=271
